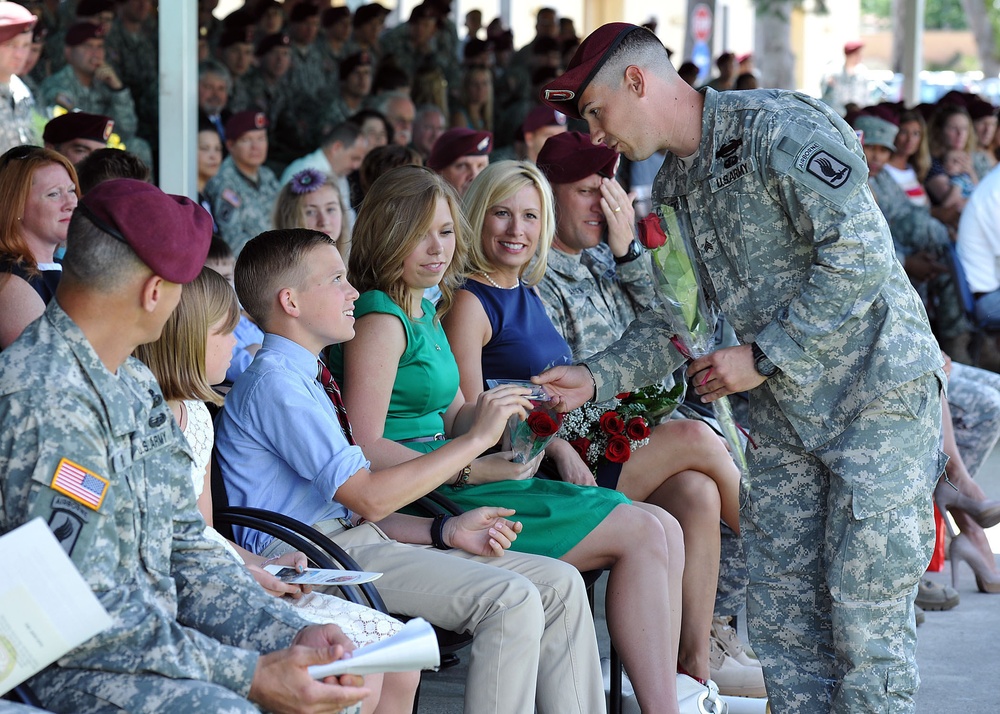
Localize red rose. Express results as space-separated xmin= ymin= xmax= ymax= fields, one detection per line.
xmin=599 ymin=410 xmax=625 ymax=435
xmin=637 ymin=213 xmax=667 ymax=249
xmin=569 ymin=437 xmax=591 ymax=462
xmin=616 ymin=392 xmax=632 ymax=400
xmin=605 ymin=435 xmax=632 ymax=464
xmin=527 ymin=410 xmax=560 ymax=437
xmin=625 ymin=417 xmax=650 ymax=441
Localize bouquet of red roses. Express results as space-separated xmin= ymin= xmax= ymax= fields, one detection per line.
xmin=506 ymin=400 xmax=564 ymax=464
xmin=558 ymin=382 xmax=683 ymax=475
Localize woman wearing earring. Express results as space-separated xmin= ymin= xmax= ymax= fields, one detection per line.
xmin=0 ymin=145 xmax=78 ymax=349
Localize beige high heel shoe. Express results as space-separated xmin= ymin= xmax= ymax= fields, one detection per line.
xmin=934 ymin=479 xmax=1000 ymax=529
xmin=949 ymin=533 xmax=1000 ymax=593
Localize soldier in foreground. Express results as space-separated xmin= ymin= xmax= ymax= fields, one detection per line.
xmin=535 ymin=23 xmax=946 ymax=714
xmin=0 ymin=179 xmax=369 ymax=713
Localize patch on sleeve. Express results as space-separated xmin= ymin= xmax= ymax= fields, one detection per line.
xmin=805 ymin=150 xmax=852 ymax=189
xmin=221 ymin=188 xmax=242 ymax=207
xmin=793 ymin=141 xmax=822 ymax=171
xmin=50 ymin=458 xmax=108 ymax=511
xmin=48 ymin=508 xmax=86 ymax=555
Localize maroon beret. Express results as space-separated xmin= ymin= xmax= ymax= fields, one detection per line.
xmin=255 ymin=32 xmax=289 ymax=58
xmin=844 ymin=40 xmax=864 ymax=54
xmin=0 ymin=3 xmax=36 ymax=44
xmin=218 ymin=24 xmax=254 ymax=49
xmin=858 ymin=103 xmax=899 ymax=126
xmin=43 ymin=112 xmax=114 ymax=145
xmin=322 ymin=6 xmax=350 ymax=27
xmin=427 ymin=128 xmax=492 ymax=170
xmin=65 ymin=21 xmax=104 ymax=47
xmin=339 ymin=50 xmax=372 ymax=80
xmin=521 ymin=106 xmax=567 ymax=135
xmin=968 ymin=98 xmax=998 ymax=121
xmin=289 ymin=2 xmax=319 ymax=23
xmin=76 ymin=0 xmax=115 ymax=17
xmin=77 ymin=179 xmax=213 ymax=284
xmin=541 ymin=22 xmax=638 ymax=121
xmin=353 ymin=3 xmax=389 ymax=28
xmin=409 ymin=3 xmax=438 ymax=22
xmin=536 ymin=131 xmax=620 ymax=184
xmin=225 ymin=110 xmax=269 ymax=142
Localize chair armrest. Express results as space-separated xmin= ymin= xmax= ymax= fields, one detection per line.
xmin=214 ymin=506 xmax=388 ymax=612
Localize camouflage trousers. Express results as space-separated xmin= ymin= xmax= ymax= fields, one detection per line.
xmin=30 ymin=667 xmax=362 ymax=714
xmin=948 ymin=361 xmax=1000 ymax=477
xmin=742 ymin=373 xmax=945 ymax=714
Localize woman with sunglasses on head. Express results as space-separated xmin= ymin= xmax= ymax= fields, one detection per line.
xmin=0 ymin=145 xmax=78 ymax=349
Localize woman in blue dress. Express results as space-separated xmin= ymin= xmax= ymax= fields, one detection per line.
xmin=442 ymin=160 xmax=742 ymax=691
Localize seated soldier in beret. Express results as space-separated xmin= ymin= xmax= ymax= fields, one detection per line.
xmin=39 ymin=21 xmax=152 ymax=169
xmin=203 ymin=110 xmax=282 ymax=256
xmin=426 ymin=127 xmax=492 ymax=197
xmin=42 ymin=111 xmax=113 ymax=165
xmin=0 ymin=179 xmax=372 ymax=713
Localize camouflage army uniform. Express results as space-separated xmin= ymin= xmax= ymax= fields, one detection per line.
xmin=537 ymin=243 xmax=656 ymax=361
xmin=230 ymin=67 xmax=310 ymax=168
xmin=288 ymin=41 xmax=336 ymax=107
xmin=104 ymin=18 xmax=159 ymax=147
xmin=0 ymin=76 xmax=41 ymax=153
xmin=38 ymin=64 xmax=152 ymax=167
xmin=948 ymin=361 xmax=1000 ymax=476
xmin=582 ymin=88 xmax=946 ymax=713
xmin=203 ymin=156 xmax=281 ymax=256
xmin=868 ymin=169 xmax=970 ymax=341
xmin=0 ymin=302 xmax=349 ymax=714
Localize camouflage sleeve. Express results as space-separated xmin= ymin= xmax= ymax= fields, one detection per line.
xmin=583 ymin=308 xmax=686 ymax=402
xmin=170 ymin=499 xmax=311 ymax=655
xmin=105 ymin=85 xmax=138 ymax=137
xmin=0 ymin=404 xmax=265 ymax=693
xmin=535 ymin=276 xmax=570 ymax=342
xmin=756 ymin=109 xmax=898 ymax=386
xmin=612 ymin=253 xmax=658 ymax=313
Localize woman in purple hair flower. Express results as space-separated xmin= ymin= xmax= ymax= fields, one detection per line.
xmin=273 ymin=168 xmax=352 ymax=259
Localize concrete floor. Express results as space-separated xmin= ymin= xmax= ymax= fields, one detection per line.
xmin=413 ymin=448 xmax=1000 ymax=713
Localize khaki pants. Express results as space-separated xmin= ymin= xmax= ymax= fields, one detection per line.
xmin=265 ymin=521 xmax=606 ymax=714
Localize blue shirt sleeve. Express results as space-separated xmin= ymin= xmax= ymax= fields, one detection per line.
xmin=215 ymin=342 xmax=369 ymax=554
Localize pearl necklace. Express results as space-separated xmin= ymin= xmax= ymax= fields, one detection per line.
xmin=479 ymin=271 xmax=519 ymax=290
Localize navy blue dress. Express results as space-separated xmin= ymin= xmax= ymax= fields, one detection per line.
xmin=461 ymin=279 xmax=573 ymax=389
xmin=461 ymin=279 xmax=623 ymax=488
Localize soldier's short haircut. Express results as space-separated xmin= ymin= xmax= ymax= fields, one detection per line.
xmin=590 ymin=26 xmax=673 ymax=92
xmin=62 ymin=212 xmax=149 ymax=291
xmin=234 ymin=229 xmax=336 ymax=330
xmin=76 ymin=149 xmax=150 ymax=195
xmin=320 ymin=120 xmax=363 ymax=150
xmin=198 ymin=59 xmax=232 ymax=93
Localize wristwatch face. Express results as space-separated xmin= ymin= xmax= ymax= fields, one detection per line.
xmin=755 ymin=354 xmax=778 ymax=377
xmin=752 ymin=343 xmax=778 ymax=377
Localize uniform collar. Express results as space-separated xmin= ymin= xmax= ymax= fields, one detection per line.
xmin=44 ymin=300 xmax=140 ymax=438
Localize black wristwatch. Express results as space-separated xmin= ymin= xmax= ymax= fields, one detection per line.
xmin=613 ymin=240 xmax=643 ymax=264
xmin=751 ymin=342 xmax=778 ymax=377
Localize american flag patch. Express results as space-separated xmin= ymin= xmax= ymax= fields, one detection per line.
xmin=51 ymin=458 xmax=108 ymax=511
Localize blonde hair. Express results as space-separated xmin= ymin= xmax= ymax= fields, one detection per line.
xmin=134 ymin=267 xmax=239 ymax=406
xmin=461 ymin=160 xmax=555 ymax=287
xmin=895 ymin=110 xmax=931 ymax=182
xmin=272 ymin=172 xmax=351 ymax=260
xmin=349 ymin=165 xmax=468 ymax=319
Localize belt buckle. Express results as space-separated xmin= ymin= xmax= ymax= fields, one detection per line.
xmin=337 ymin=517 xmax=354 ymax=530
xmin=433 ymin=433 xmax=445 ymax=441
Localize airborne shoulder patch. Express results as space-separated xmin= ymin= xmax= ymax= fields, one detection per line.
xmin=805 ymin=150 xmax=852 ymax=189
